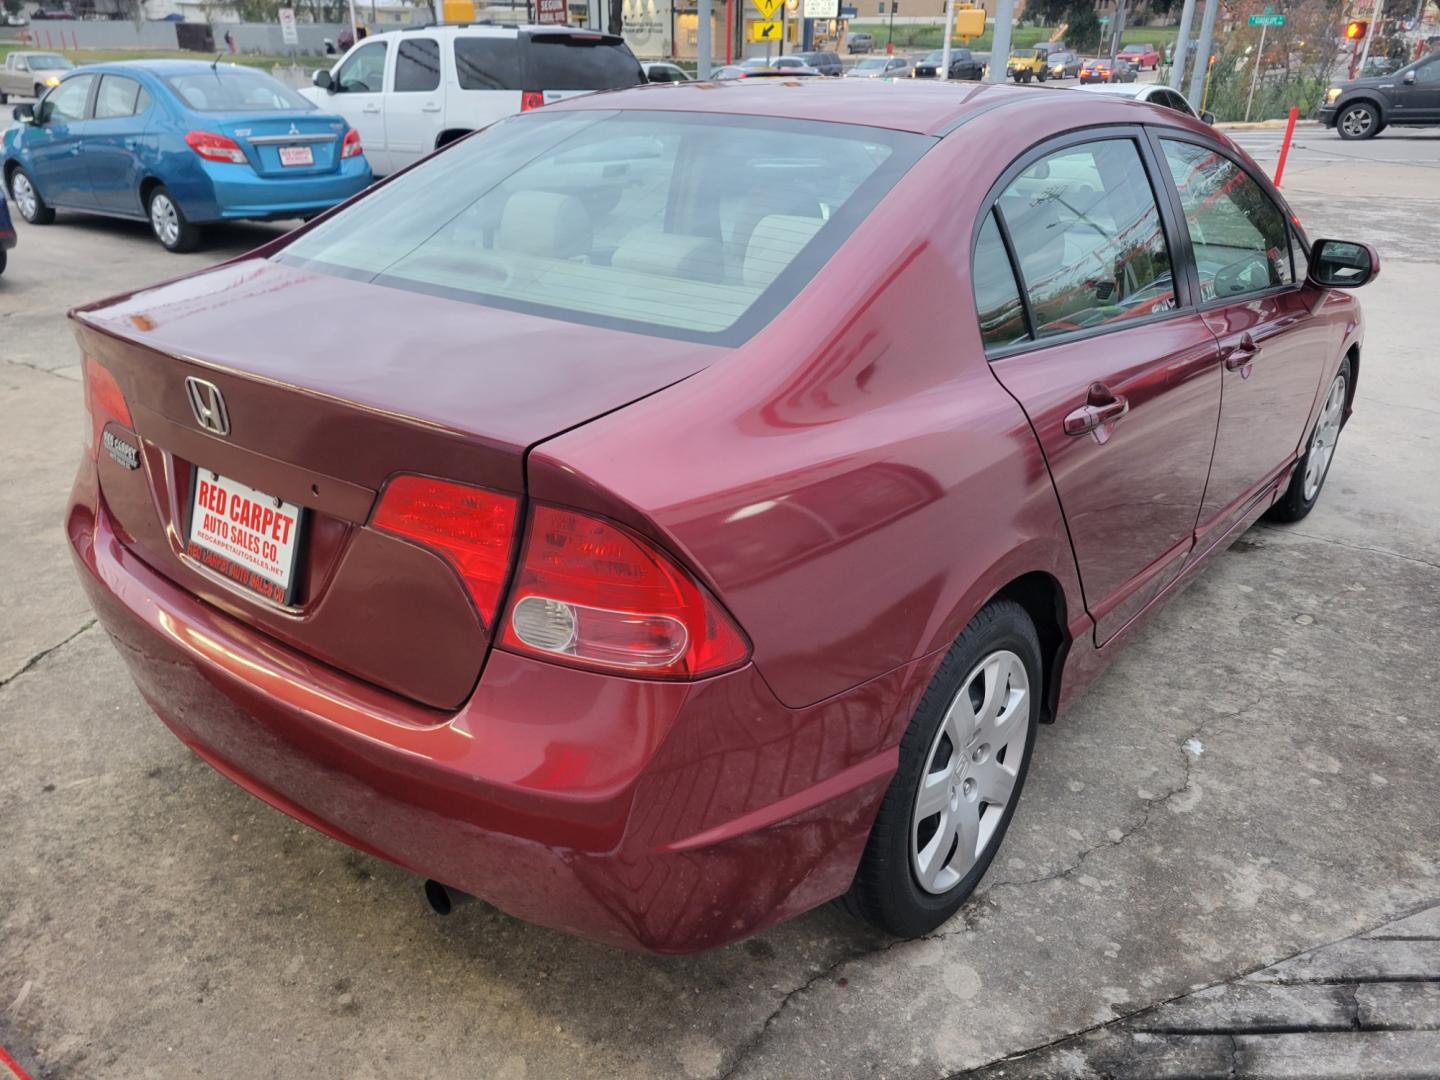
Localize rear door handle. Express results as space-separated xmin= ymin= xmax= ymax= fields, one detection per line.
xmin=362 ymin=103 xmax=381 ymax=114
xmin=1223 ymin=332 xmax=1260 ymax=371
xmin=421 ymin=101 xmax=441 ymax=112
xmin=1063 ymin=384 xmax=1130 ymax=438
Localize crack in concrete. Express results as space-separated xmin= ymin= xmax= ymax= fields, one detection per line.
xmin=0 ymin=620 xmax=97 ymax=690
xmin=2 ymin=356 xmax=80 ymax=383
xmin=1255 ymin=524 xmax=1440 ymax=573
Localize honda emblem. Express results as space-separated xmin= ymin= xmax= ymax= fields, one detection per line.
xmin=185 ymin=377 xmax=230 ymax=436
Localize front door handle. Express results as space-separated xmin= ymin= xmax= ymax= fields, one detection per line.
xmin=421 ymin=101 xmax=441 ymax=112
xmin=362 ymin=103 xmax=381 ymax=114
xmin=1063 ymin=383 xmax=1130 ymax=439
xmin=1223 ymin=332 xmax=1260 ymax=371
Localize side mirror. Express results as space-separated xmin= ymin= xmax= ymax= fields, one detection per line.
xmin=312 ymin=69 xmax=334 ymax=92
xmin=1307 ymin=238 xmax=1379 ymax=289
xmin=1199 ymin=109 xmax=1216 ymax=125
xmin=1403 ymin=70 xmax=1416 ymax=84
xmin=12 ymin=103 xmax=36 ymax=124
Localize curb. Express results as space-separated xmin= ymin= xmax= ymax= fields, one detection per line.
xmin=1215 ymin=119 xmax=1321 ymax=130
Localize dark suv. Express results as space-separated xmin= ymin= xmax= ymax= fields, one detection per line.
xmin=795 ymin=50 xmax=843 ymax=76
xmin=1320 ymin=52 xmax=1440 ymax=139
xmin=912 ymin=47 xmax=985 ymax=80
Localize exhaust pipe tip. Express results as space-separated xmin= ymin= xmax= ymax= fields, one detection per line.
xmin=424 ymin=879 xmax=472 ymax=916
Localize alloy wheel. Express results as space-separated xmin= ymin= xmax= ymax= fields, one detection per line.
xmin=150 ymin=193 xmax=180 ymax=247
xmin=1303 ymin=373 xmax=1346 ymax=501
xmin=1340 ymin=107 xmax=1372 ymax=138
xmin=12 ymin=172 xmax=37 ymax=220
xmin=911 ymin=649 xmax=1030 ymax=894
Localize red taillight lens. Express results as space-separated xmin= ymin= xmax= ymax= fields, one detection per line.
xmin=341 ymin=127 xmax=363 ymax=159
xmin=83 ymin=356 xmax=132 ymax=458
xmin=185 ymin=130 xmax=248 ymax=164
xmin=500 ymin=506 xmax=749 ymax=679
xmin=520 ymin=90 xmax=545 ymax=111
xmin=372 ymin=476 xmax=518 ymax=624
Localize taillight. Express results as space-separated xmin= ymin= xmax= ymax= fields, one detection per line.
xmin=500 ymin=506 xmax=749 ymax=679
xmin=83 ymin=356 xmax=132 ymax=459
xmin=372 ymin=476 xmax=519 ymax=624
xmin=184 ymin=131 xmax=248 ymax=164
xmin=520 ymin=91 xmax=545 ymax=111
xmin=341 ymin=127 xmax=363 ymax=159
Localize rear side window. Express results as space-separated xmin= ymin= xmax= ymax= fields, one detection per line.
xmin=525 ymin=34 xmax=644 ymax=90
xmin=395 ymin=38 xmax=440 ymax=92
xmin=996 ymin=139 xmax=1176 ymax=340
xmin=973 ymin=211 xmax=1028 ymax=349
xmin=277 ymin=111 xmax=929 ymax=344
xmin=94 ymin=74 xmax=143 ymax=118
xmin=454 ymin=36 xmax=523 ymax=90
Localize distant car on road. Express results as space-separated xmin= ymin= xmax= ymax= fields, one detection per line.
xmin=845 ymin=55 xmax=911 ymax=79
xmin=643 ymin=61 xmax=691 ymax=83
xmin=1046 ymin=50 xmax=1083 ymax=79
xmin=1117 ymin=42 xmax=1160 ymax=70
xmin=0 ymin=184 xmax=13 ymax=276
xmin=3 ymin=61 xmax=371 ymax=251
xmin=1076 ymin=81 xmax=1215 ymax=123
xmin=29 ymin=7 xmax=76 ymax=18
xmin=912 ymin=47 xmax=986 ymax=81
xmin=1006 ymin=47 xmax=1052 ymax=83
xmin=1079 ymin=57 xmax=1136 ymax=84
xmin=0 ymin=51 xmax=75 ymax=103
xmin=1320 ymin=52 xmax=1440 ymax=140
xmin=846 ymin=31 xmax=875 ymax=54
xmin=792 ymin=50 xmax=842 ymax=76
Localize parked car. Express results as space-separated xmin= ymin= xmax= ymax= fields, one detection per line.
xmin=3 ymin=61 xmax=371 ymax=251
xmin=1007 ymin=47 xmax=1052 ymax=82
xmin=0 ymin=188 xmax=13 ymax=276
xmin=1320 ymin=52 xmax=1440 ymax=140
xmin=0 ymin=51 xmax=76 ymax=104
xmin=1077 ymin=81 xmax=1215 ymax=123
xmin=792 ymin=49 xmax=843 ymax=76
xmin=64 ymin=81 xmax=1376 ymax=953
xmin=302 ymin=25 xmax=645 ymax=176
xmin=912 ymin=47 xmax=986 ymax=81
xmin=1117 ymin=42 xmax=1160 ymax=69
xmin=1079 ymin=57 xmax=1135 ymax=84
xmin=710 ymin=64 xmax=747 ymax=80
xmin=846 ymin=31 xmax=875 ymax=54
xmin=772 ymin=54 xmax=823 ymax=72
xmin=1045 ymin=50 xmax=1083 ymax=79
xmin=643 ymin=61 xmax=691 ymax=83
xmin=845 ymin=55 xmax=911 ymax=78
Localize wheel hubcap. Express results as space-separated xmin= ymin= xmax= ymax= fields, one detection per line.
xmin=1303 ymin=373 xmax=1346 ymax=501
xmin=911 ymin=649 xmax=1030 ymax=895
xmin=151 ymin=194 xmax=179 ymax=246
xmin=13 ymin=173 xmax=36 ymax=219
xmin=1342 ymin=109 xmax=1371 ymax=136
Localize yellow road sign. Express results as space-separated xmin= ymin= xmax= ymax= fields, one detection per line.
xmin=750 ymin=17 xmax=782 ymax=40
xmin=754 ymin=0 xmax=784 ymax=21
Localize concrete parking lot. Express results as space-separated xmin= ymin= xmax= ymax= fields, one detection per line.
xmin=1 ymin=127 xmax=1438 ymax=1079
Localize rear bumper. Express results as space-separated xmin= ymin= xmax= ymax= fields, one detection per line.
xmin=188 ymin=158 xmax=372 ymax=223
xmin=68 ymin=463 xmax=925 ymax=953
xmin=0 ymin=226 xmax=14 ymax=251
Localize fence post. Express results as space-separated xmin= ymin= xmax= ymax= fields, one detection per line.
xmin=1273 ymin=106 xmax=1299 ymax=187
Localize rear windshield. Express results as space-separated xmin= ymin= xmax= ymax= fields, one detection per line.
xmin=525 ymin=34 xmax=644 ymax=90
xmin=165 ymin=69 xmax=313 ymax=112
xmin=277 ymin=110 xmax=929 ymax=344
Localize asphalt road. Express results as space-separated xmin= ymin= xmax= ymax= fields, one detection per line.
xmin=1 ymin=124 xmax=1438 ymax=1079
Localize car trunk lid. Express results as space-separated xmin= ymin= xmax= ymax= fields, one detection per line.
xmin=213 ymin=112 xmax=346 ymax=177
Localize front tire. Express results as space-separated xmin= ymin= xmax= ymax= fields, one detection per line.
xmin=1268 ymin=359 xmax=1350 ymax=523
xmin=146 ymin=185 xmax=200 ymax=253
xmin=9 ymin=167 xmax=54 ymax=225
xmin=1337 ymin=101 xmax=1380 ymax=140
xmin=841 ymin=600 xmax=1041 ymax=937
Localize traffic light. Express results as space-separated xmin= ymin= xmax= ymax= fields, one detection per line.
xmin=1344 ymin=19 xmax=1368 ymax=40
xmin=954 ymin=3 xmax=985 ymax=38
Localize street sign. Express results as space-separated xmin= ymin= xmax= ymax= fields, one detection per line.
xmin=801 ymin=0 xmax=838 ymax=18
xmin=536 ymin=0 xmax=566 ymax=23
xmin=1249 ymin=12 xmax=1285 ymax=25
xmin=278 ymin=7 xmax=298 ymax=45
xmin=750 ymin=17 xmax=782 ymax=40
xmin=753 ymin=0 xmax=784 ymax=20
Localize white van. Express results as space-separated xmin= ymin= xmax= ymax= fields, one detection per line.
xmin=302 ymin=25 xmax=645 ymax=176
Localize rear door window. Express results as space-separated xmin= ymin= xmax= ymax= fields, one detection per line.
xmin=394 ymin=38 xmax=440 ymax=92
xmin=94 ymin=74 xmax=143 ymax=118
xmin=973 ymin=211 xmax=1028 ymax=350
xmin=454 ymin=36 xmax=523 ymax=90
xmin=524 ymin=34 xmax=644 ymax=90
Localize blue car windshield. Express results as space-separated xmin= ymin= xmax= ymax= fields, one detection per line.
xmin=164 ymin=69 xmax=314 ymax=113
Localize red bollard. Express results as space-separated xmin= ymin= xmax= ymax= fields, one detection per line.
xmin=1273 ymin=106 xmax=1300 ymax=188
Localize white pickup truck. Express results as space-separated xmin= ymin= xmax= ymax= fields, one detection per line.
xmin=299 ymin=25 xmax=644 ymax=176
xmin=0 ymin=51 xmax=76 ymax=104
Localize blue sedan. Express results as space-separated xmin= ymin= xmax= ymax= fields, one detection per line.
xmin=2 ymin=60 xmax=371 ymax=251
xmin=0 ymin=187 xmax=13 ymax=276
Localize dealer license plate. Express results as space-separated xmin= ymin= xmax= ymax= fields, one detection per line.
xmin=279 ymin=145 xmax=314 ymax=167
xmin=187 ymin=471 xmax=303 ymax=604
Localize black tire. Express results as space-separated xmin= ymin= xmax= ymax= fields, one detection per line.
xmin=0 ymin=90 xmax=8 ymax=105
xmin=1336 ymin=101 xmax=1380 ymax=140
xmin=9 ymin=166 xmax=55 ymax=225
xmin=1267 ymin=358 xmax=1351 ymax=524
xmin=146 ymin=184 xmax=200 ymax=253
xmin=34 ymin=84 xmax=44 ymax=99
xmin=1037 ymin=68 xmax=1047 ymax=82
xmin=0 ymin=248 xmax=6 ymax=276
xmin=840 ymin=600 xmax=1042 ymax=938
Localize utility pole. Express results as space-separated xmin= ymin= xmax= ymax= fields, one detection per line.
xmin=1187 ymin=0 xmax=1219 ymax=111
xmin=941 ymin=0 xmax=953 ymax=80
xmin=697 ymin=0 xmax=712 ymax=79
xmin=1109 ymin=0 xmax=1128 ymax=58
xmin=987 ymin=0 xmax=1014 ymax=83
xmin=1169 ymin=0 xmax=1197 ymax=90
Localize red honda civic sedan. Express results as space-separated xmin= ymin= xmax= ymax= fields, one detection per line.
xmin=67 ymin=79 xmax=1376 ymax=953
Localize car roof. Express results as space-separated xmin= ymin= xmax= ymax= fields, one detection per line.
xmin=1077 ymin=83 xmax=1150 ymax=98
xmin=65 ymin=59 xmax=274 ymax=76
xmin=547 ymin=79 xmax=1204 ymax=138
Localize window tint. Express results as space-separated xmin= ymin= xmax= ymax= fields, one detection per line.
xmin=165 ymin=70 xmax=313 ymax=111
xmin=43 ymin=74 xmax=92 ymax=122
xmin=997 ymin=139 xmax=1176 ymax=339
xmin=1160 ymin=140 xmax=1294 ymax=301
xmin=1414 ymin=57 xmax=1440 ymax=84
xmin=973 ymin=211 xmax=1028 ymax=349
xmin=278 ymin=111 xmax=928 ymax=343
xmin=94 ymin=74 xmax=142 ymax=119
xmin=454 ymin=36 xmax=523 ymax=90
xmin=395 ymin=38 xmax=440 ymax=92
xmin=337 ymin=40 xmax=387 ymax=93
xmin=525 ymin=35 xmax=644 ymax=90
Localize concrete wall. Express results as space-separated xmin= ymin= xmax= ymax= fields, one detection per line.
xmin=19 ymin=19 xmax=352 ymax=55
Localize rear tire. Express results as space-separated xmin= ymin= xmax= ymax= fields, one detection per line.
xmin=1337 ymin=101 xmax=1380 ymax=140
xmin=146 ymin=185 xmax=200 ymax=253
xmin=1267 ymin=359 xmax=1350 ymax=523
xmin=9 ymin=167 xmax=54 ymax=225
xmin=840 ymin=600 xmax=1041 ymax=938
